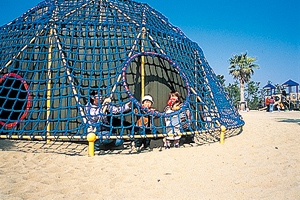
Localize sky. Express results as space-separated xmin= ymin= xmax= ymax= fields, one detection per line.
xmin=0 ymin=0 xmax=299 ymax=88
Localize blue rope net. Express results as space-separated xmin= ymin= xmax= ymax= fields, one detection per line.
xmin=0 ymin=0 xmax=244 ymax=140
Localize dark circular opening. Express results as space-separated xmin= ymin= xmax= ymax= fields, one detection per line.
xmin=122 ymin=52 xmax=190 ymax=117
xmin=0 ymin=73 xmax=30 ymax=127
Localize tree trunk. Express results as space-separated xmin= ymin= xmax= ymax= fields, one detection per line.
xmin=240 ymin=80 xmax=245 ymax=102
xmin=240 ymin=80 xmax=246 ymax=110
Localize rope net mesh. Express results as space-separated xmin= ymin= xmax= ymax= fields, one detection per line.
xmin=0 ymin=0 xmax=244 ymax=140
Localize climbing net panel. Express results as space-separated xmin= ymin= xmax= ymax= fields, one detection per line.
xmin=0 ymin=0 xmax=244 ymax=140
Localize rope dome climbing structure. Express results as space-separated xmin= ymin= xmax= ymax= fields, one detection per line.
xmin=0 ymin=0 xmax=244 ymax=142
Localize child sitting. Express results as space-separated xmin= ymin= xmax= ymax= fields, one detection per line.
xmin=134 ymin=95 xmax=157 ymax=151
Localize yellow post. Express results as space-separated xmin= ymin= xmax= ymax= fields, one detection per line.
xmin=87 ymin=133 xmax=97 ymax=157
xmin=141 ymin=27 xmax=146 ymax=99
xmin=47 ymin=28 xmax=53 ymax=143
xmin=220 ymin=125 xmax=226 ymax=144
xmin=141 ymin=52 xmax=145 ymax=99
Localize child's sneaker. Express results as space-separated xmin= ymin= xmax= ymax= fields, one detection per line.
xmin=131 ymin=146 xmax=138 ymax=153
xmin=144 ymin=146 xmax=151 ymax=151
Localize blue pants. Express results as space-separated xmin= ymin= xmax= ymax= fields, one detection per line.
xmin=269 ymin=104 xmax=274 ymax=112
xmin=134 ymin=129 xmax=151 ymax=148
xmin=181 ymin=128 xmax=194 ymax=143
xmin=184 ymin=134 xmax=195 ymax=143
xmin=94 ymin=131 xmax=123 ymax=151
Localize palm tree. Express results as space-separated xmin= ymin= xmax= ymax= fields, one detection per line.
xmin=216 ymin=74 xmax=225 ymax=87
xmin=229 ymin=53 xmax=259 ymax=109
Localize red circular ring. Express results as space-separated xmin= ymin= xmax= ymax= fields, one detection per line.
xmin=0 ymin=73 xmax=31 ymax=127
xmin=121 ymin=52 xmax=191 ymax=118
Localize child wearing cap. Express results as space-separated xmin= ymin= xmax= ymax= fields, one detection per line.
xmin=133 ymin=95 xmax=156 ymax=151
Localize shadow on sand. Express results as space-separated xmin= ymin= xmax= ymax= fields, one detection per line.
xmin=277 ymin=118 xmax=300 ymax=126
xmin=0 ymin=127 xmax=244 ymax=156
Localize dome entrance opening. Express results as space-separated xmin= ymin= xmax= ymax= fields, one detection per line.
xmin=122 ymin=52 xmax=190 ymax=115
xmin=0 ymin=73 xmax=30 ymax=127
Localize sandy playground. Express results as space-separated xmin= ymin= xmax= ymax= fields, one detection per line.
xmin=0 ymin=110 xmax=299 ymax=200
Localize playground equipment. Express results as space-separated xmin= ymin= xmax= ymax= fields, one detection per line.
xmin=0 ymin=0 xmax=244 ymax=148
xmin=282 ymin=79 xmax=299 ymax=110
xmin=261 ymin=83 xmax=277 ymax=110
xmin=262 ymin=80 xmax=299 ymax=111
xmin=263 ymin=83 xmax=276 ymax=96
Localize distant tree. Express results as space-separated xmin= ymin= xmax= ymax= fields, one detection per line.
xmin=258 ymin=88 xmax=265 ymax=108
xmin=216 ymin=74 xmax=225 ymax=87
xmin=245 ymin=81 xmax=260 ymax=100
xmin=229 ymin=53 xmax=259 ymax=109
xmin=225 ymin=81 xmax=240 ymax=108
xmin=275 ymin=83 xmax=284 ymax=94
xmin=245 ymin=81 xmax=261 ymax=109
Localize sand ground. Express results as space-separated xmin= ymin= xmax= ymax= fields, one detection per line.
xmin=0 ymin=110 xmax=299 ymax=200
